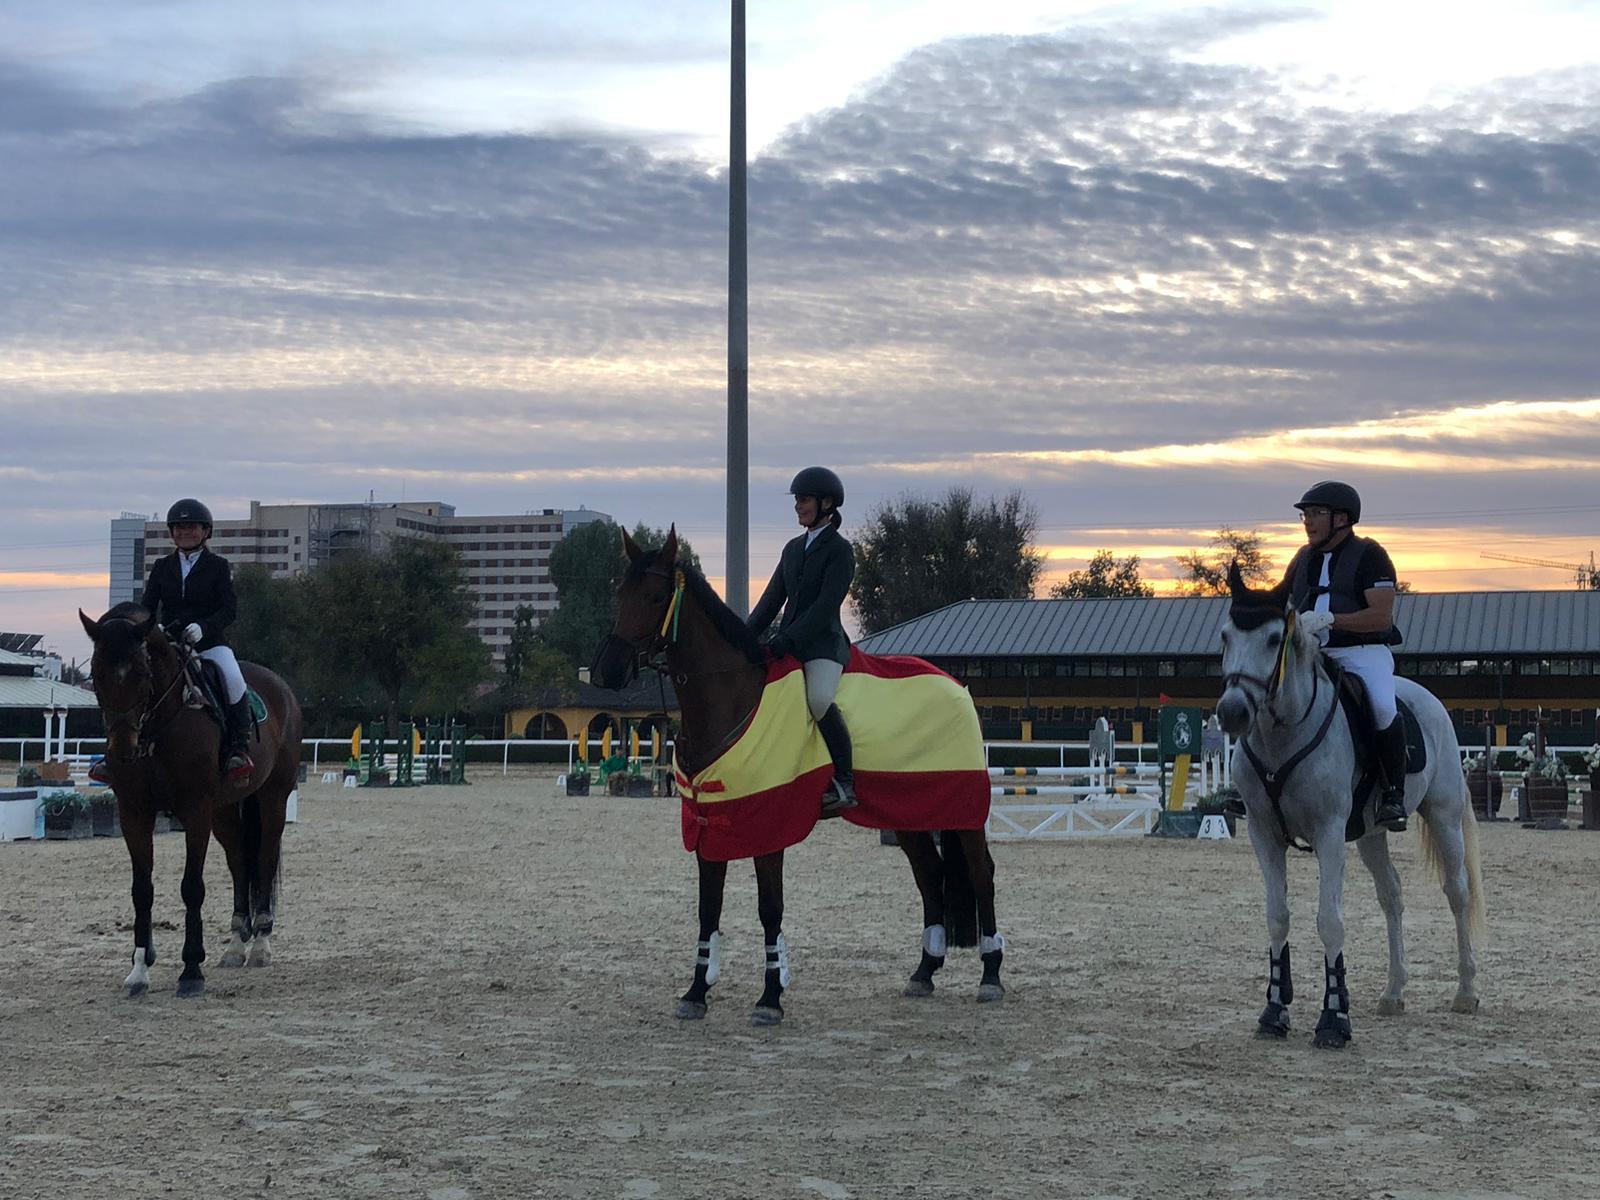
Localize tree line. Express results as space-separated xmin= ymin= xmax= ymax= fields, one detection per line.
xmin=229 ymin=491 xmax=1284 ymax=731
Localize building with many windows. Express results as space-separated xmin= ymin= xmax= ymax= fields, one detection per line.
xmin=110 ymin=501 xmax=609 ymax=664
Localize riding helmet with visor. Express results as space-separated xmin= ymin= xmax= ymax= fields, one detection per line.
xmin=788 ymin=467 xmax=844 ymax=510
xmin=1294 ymin=481 xmax=1360 ymax=524
xmin=166 ymin=498 xmax=214 ymax=532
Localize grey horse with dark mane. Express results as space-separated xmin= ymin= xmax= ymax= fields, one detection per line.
xmin=1216 ymin=567 xmax=1484 ymax=1048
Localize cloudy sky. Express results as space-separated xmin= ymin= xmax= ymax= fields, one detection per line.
xmin=4 ymin=1 xmax=1599 ymax=658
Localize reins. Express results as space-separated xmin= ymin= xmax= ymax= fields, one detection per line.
xmin=1231 ymin=610 xmax=1339 ymax=854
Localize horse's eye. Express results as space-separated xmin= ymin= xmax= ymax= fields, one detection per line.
xmin=1220 ymin=630 xmax=1231 ymax=645
xmin=1266 ymin=633 xmax=1282 ymax=649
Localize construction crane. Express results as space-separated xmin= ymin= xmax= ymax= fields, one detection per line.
xmin=1480 ymin=551 xmax=1600 ymax=589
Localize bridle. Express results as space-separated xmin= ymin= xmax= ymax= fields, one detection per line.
xmin=1225 ymin=608 xmax=1338 ymax=853
xmin=593 ymin=564 xmax=757 ymax=688
xmin=93 ymin=629 xmax=190 ymax=762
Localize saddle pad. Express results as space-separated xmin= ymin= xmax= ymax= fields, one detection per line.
xmin=247 ymin=689 xmax=267 ymax=724
xmin=675 ymin=648 xmax=991 ymax=861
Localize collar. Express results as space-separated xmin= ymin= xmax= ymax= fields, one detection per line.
xmin=179 ymin=547 xmax=205 ymax=566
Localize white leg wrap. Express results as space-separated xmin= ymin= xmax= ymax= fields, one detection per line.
xmin=696 ymin=931 xmax=722 ymax=985
xmin=766 ymin=932 xmax=792 ymax=988
xmin=124 ymin=946 xmax=152 ymax=990
xmin=922 ymin=924 xmax=947 ymax=957
xmin=980 ymin=933 xmax=1005 ymax=956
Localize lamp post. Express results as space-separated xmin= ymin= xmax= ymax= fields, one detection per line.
xmin=725 ymin=0 xmax=749 ymax=616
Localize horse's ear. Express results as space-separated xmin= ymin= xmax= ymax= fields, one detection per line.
xmin=659 ymin=525 xmax=678 ymax=566
xmin=622 ymin=528 xmax=643 ymax=563
xmin=137 ymin=612 xmax=157 ymax=640
xmin=1226 ymin=559 xmax=1247 ymax=597
xmin=79 ymin=610 xmax=101 ymax=643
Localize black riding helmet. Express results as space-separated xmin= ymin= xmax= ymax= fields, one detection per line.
xmin=1294 ymin=481 xmax=1360 ymax=524
xmin=789 ymin=467 xmax=844 ymax=509
xmin=166 ymin=498 xmax=214 ymax=531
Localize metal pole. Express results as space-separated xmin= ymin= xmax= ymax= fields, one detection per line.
xmin=725 ymin=0 xmax=750 ymax=617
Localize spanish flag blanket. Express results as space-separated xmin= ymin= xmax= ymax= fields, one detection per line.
xmin=674 ymin=648 xmax=991 ymax=861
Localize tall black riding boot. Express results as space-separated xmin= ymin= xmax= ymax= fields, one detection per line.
xmin=815 ymin=704 xmax=858 ymax=818
xmin=223 ymin=696 xmax=256 ymax=788
xmin=1375 ymin=716 xmax=1408 ymax=832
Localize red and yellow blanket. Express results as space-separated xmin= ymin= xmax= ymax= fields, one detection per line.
xmin=674 ymin=648 xmax=990 ymax=861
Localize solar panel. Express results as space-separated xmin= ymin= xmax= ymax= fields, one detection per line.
xmin=0 ymin=633 xmax=44 ymax=653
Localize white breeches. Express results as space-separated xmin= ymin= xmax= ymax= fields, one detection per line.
xmin=802 ymin=658 xmax=843 ymax=721
xmin=1325 ymin=644 xmax=1396 ymax=726
xmin=200 ymin=646 xmax=247 ymax=704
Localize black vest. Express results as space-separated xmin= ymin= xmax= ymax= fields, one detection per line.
xmin=1287 ymin=535 xmax=1402 ymax=647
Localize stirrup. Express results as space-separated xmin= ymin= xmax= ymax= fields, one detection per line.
xmin=820 ymin=776 xmax=857 ymax=818
xmin=1376 ymin=789 xmax=1408 ymax=832
xmin=224 ymin=753 xmax=254 ymax=789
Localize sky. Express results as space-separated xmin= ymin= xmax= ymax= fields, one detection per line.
xmin=3 ymin=1 xmax=1599 ymax=660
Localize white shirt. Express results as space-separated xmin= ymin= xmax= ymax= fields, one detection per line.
xmin=804 ymin=527 xmax=825 ymax=550
xmin=179 ymin=548 xmax=203 ymax=593
xmin=1313 ymin=553 xmax=1333 ymax=644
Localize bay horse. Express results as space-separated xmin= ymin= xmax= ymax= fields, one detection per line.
xmin=1216 ymin=570 xmax=1484 ymax=1048
xmin=80 ymin=603 xmax=303 ymax=998
xmin=593 ymin=529 xmax=1004 ymax=1025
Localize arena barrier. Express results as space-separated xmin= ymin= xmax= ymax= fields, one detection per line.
xmin=984 ymin=717 xmax=1233 ymax=841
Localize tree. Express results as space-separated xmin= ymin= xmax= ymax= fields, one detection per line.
xmin=1177 ymin=527 xmax=1277 ymax=596
xmin=1049 ymin=550 xmax=1153 ymax=599
xmin=536 ymin=519 xmax=700 ymax=670
xmin=230 ymin=564 xmax=307 ymax=677
xmin=301 ymin=538 xmax=489 ymax=726
xmin=851 ymin=488 xmax=1043 ymax=635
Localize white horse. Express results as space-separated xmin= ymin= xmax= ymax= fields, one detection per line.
xmin=1216 ymin=574 xmax=1484 ymax=1049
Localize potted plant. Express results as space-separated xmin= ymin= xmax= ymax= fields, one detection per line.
xmin=1582 ymin=743 xmax=1600 ymax=795
xmin=41 ymin=789 xmax=92 ymax=840
xmin=1462 ymin=753 xmax=1503 ymax=819
xmin=15 ymin=765 xmax=40 ymax=788
xmin=88 ymin=790 xmax=120 ymax=837
xmin=1516 ymin=733 xmax=1569 ymax=821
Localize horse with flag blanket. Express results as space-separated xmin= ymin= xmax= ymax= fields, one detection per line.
xmin=593 ymin=528 xmax=1006 ymax=1025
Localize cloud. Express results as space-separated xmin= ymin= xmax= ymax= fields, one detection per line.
xmin=3 ymin=10 xmax=1599 ymax=654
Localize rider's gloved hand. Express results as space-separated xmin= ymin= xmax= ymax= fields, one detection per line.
xmin=1299 ymin=611 xmax=1335 ymax=640
xmin=768 ymin=633 xmax=796 ymax=659
xmin=183 ymin=623 xmax=204 ymax=645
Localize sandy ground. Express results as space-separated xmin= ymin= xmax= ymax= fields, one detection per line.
xmin=2 ymin=768 xmax=1598 ymax=1200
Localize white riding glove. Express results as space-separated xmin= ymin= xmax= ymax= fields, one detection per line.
xmin=1298 ymin=611 xmax=1335 ymax=641
xmin=183 ymin=623 xmax=204 ymax=645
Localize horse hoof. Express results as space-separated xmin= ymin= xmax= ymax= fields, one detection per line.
xmin=751 ymin=1006 xmax=783 ymax=1027
xmin=675 ymin=1000 xmax=707 ymax=1021
xmin=903 ymin=978 xmax=934 ymax=998
xmin=219 ymin=948 xmax=247 ymax=969
xmin=976 ymin=983 xmax=1005 ymax=1004
xmin=1312 ymin=1031 xmax=1350 ymax=1050
xmin=126 ymin=982 xmax=147 ymax=999
xmin=1451 ymin=994 xmax=1480 ymax=1015
xmin=1254 ymin=1023 xmax=1289 ymax=1040
xmin=176 ymin=978 xmax=205 ymax=1000
xmin=246 ymin=940 xmax=272 ymax=968
xmin=1377 ymin=997 xmax=1405 ymax=1017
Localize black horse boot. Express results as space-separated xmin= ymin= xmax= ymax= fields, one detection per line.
xmin=223 ymin=696 xmax=256 ymax=789
xmin=1375 ymin=716 xmax=1408 ymax=832
xmin=815 ymin=704 xmax=858 ymax=818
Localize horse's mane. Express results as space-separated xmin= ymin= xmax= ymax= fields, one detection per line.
xmin=104 ymin=601 xmax=150 ymax=624
xmin=627 ymin=555 xmax=765 ymax=666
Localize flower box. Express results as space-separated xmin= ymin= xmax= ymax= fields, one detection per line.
xmin=1466 ymin=771 xmax=1503 ymax=819
xmin=1520 ymin=776 xmax=1569 ymax=822
xmin=90 ymin=793 xmax=120 ymax=838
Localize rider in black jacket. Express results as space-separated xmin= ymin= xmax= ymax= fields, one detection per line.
xmin=91 ymin=499 xmax=255 ymax=787
xmin=748 ymin=467 xmax=858 ymax=817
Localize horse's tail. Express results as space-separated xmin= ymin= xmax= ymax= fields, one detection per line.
xmin=939 ymin=831 xmax=979 ymax=948
xmin=1419 ymin=789 xmax=1487 ymax=945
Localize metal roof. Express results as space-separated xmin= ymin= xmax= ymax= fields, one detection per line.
xmin=0 ymin=677 xmax=100 ymax=709
xmin=0 ymin=648 xmax=44 ymax=670
xmin=855 ymin=591 xmax=1600 ymax=659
